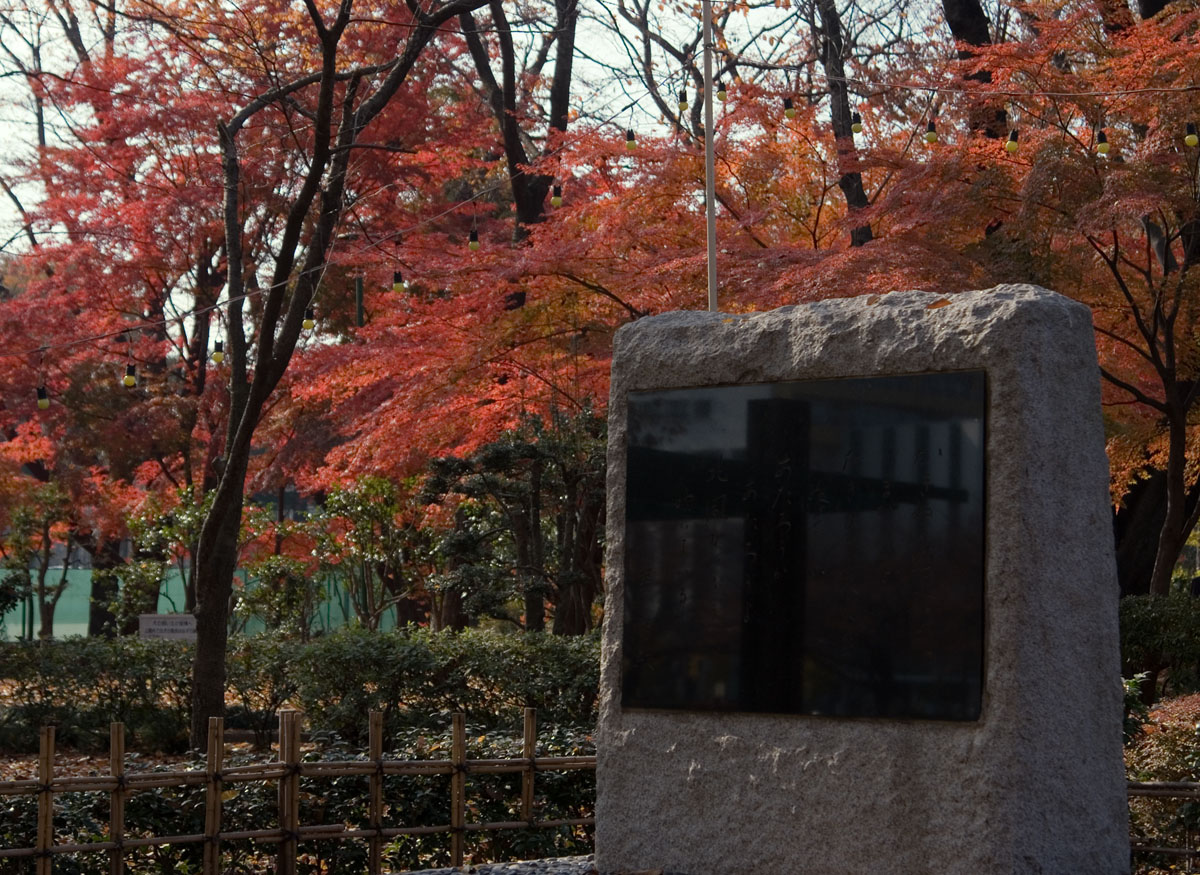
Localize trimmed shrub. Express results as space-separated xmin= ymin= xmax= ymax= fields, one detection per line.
xmin=291 ymin=627 xmax=600 ymax=744
xmin=1120 ymin=594 xmax=1200 ymax=699
xmin=0 ymin=628 xmax=599 ymax=753
xmin=0 ymin=637 xmax=192 ymax=752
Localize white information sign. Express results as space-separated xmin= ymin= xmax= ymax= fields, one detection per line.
xmin=138 ymin=613 xmax=197 ymax=640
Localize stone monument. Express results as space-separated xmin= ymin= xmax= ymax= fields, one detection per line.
xmin=596 ymin=286 xmax=1128 ymax=874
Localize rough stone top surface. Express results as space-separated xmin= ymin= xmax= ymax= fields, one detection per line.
xmin=610 ymin=284 xmax=1094 ymax=390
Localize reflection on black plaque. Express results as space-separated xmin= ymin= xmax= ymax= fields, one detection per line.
xmin=622 ymin=371 xmax=986 ymax=721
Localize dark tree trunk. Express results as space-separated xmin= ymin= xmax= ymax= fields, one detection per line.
xmin=87 ymin=537 xmax=123 ymax=637
xmin=394 ymin=594 xmax=428 ymax=627
xmin=460 ymin=0 xmax=576 ymax=241
xmin=552 ymin=475 xmax=584 ymax=635
xmin=1138 ymin=0 xmax=1171 ymax=19
xmin=1114 ymin=470 xmax=1166 ymax=597
xmin=1096 ymin=0 xmax=1134 ymax=32
xmin=551 ymin=468 xmax=604 ymax=635
xmin=189 ymin=454 xmax=247 ymax=749
xmin=552 ymin=580 xmax=591 ymax=635
xmin=525 ymin=456 xmax=546 ymax=632
xmin=941 ymin=0 xmax=1007 ymax=138
xmin=942 ymin=0 xmax=991 ymax=45
xmin=816 ymin=0 xmax=872 ymax=247
xmin=37 ymin=593 xmax=56 ymax=639
xmin=1149 ymin=403 xmax=1190 ymax=596
xmin=436 ymin=589 xmax=469 ymax=631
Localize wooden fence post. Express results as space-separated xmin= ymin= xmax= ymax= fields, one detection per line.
xmin=278 ymin=711 xmax=300 ymax=875
xmin=521 ymin=708 xmax=536 ymax=824
xmin=368 ymin=711 xmax=383 ymax=874
xmin=202 ymin=717 xmax=224 ymax=875
xmin=36 ymin=725 xmax=54 ymax=875
xmin=450 ymin=713 xmax=466 ymax=868
xmin=109 ymin=723 xmax=126 ymax=875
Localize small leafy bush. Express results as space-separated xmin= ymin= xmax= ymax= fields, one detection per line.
xmin=0 ymin=637 xmax=192 ymax=753
xmin=1120 ymin=594 xmax=1200 ymax=699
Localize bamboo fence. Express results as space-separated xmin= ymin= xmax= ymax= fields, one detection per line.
xmin=0 ymin=707 xmax=595 ymax=874
xmin=1129 ymin=780 xmax=1200 ymax=867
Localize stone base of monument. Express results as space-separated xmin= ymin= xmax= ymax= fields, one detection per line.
xmin=596 ymin=286 xmax=1128 ymax=875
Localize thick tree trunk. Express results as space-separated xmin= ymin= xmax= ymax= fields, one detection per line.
xmin=941 ymin=0 xmax=1007 ymax=138
xmin=461 ymin=0 xmax=575 ymax=242
xmin=1114 ymin=469 xmax=1166 ymax=597
xmin=434 ymin=589 xmax=469 ymax=631
xmin=551 ymin=473 xmax=603 ymax=635
xmin=1138 ymin=0 xmax=1171 ymax=19
xmin=189 ymin=458 xmax=247 ymax=749
xmin=1149 ymin=407 xmax=1189 ymax=595
xmin=552 ymin=579 xmax=591 ymax=635
xmin=87 ymin=538 xmax=123 ymax=637
xmin=525 ymin=457 xmax=545 ymax=632
xmin=37 ymin=598 xmax=55 ymax=639
xmin=1096 ymin=0 xmax=1134 ymax=32
xmin=816 ymin=0 xmax=871 ymax=247
xmin=186 ymin=0 xmax=491 ymax=751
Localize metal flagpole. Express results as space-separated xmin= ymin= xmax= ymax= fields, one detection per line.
xmin=702 ymin=0 xmax=718 ymax=312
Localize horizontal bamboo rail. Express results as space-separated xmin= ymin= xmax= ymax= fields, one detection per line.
xmin=10 ymin=733 xmax=1200 ymax=866
xmin=1129 ymin=780 xmax=1200 ymax=862
xmin=0 ymin=708 xmax=595 ymax=873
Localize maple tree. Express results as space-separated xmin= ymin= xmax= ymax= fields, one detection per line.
xmin=1 ymin=0 xmax=1199 ymax=743
xmin=0 ymin=0 xmax=239 ymax=643
xmin=0 ymin=0 xmax=499 ymax=745
xmin=900 ymin=0 xmax=1200 ymax=598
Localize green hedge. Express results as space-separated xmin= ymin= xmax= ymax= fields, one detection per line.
xmin=0 ymin=637 xmax=193 ymax=752
xmin=0 ymin=628 xmax=600 ymax=753
xmin=291 ymin=627 xmax=600 ymax=745
xmin=1120 ymin=593 xmax=1200 ymax=698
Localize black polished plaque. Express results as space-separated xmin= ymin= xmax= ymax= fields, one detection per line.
xmin=622 ymin=371 xmax=986 ymax=721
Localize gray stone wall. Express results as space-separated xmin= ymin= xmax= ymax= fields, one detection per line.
xmin=596 ymin=286 xmax=1128 ymax=875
